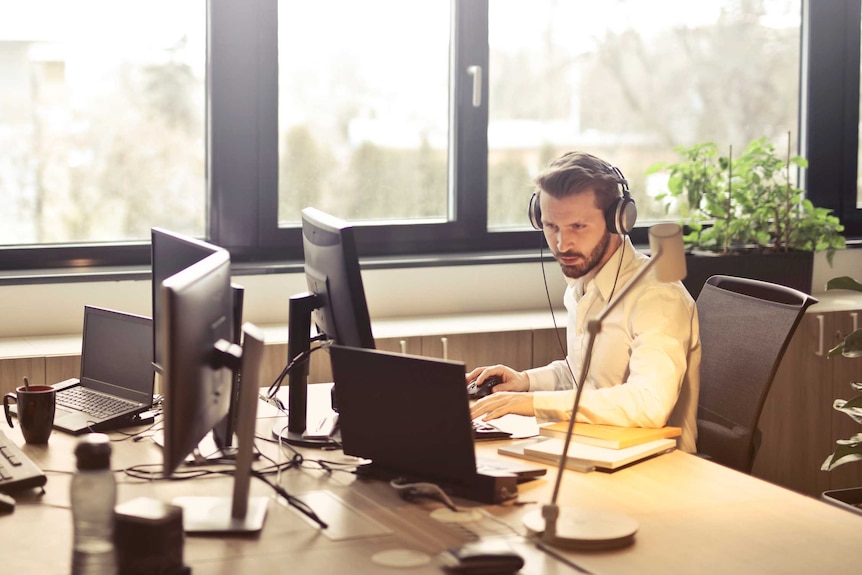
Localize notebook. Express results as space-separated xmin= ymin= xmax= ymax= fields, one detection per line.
xmin=36 ymin=306 xmax=154 ymax=434
xmin=539 ymin=422 xmax=682 ymax=449
xmin=499 ymin=436 xmax=677 ymax=473
xmin=329 ymin=345 xmax=547 ymax=491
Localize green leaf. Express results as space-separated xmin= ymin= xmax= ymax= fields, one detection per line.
xmin=822 ymin=435 xmax=862 ymax=470
xmin=828 ymin=328 xmax=862 ymax=358
xmin=826 ymin=276 xmax=862 ymax=292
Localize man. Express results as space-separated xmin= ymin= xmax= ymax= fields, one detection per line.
xmin=469 ymin=151 xmax=701 ymax=453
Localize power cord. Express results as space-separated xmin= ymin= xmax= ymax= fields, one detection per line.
xmin=265 ymin=336 xmax=331 ymax=402
xmin=251 ymin=469 xmax=328 ymax=529
xmin=389 ymin=478 xmax=458 ymax=512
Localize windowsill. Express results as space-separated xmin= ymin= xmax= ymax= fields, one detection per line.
xmin=2 ymin=242 xmax=862 ymax=341
xmin=0 ymin=249 xmax=557 ymax=286
xmin=3 ymin=238 xmax=861 ymax=287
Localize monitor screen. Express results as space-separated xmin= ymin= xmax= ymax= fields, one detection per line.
xmin=151 ymin=228 xmax=223 ymax=371
xmin=80 ymin=306 xmax=154 ymax=405
xmin=301 ymin=207 xmax=375 ymax=349
xmin=160 ymin=249 xmax=235 ymax=475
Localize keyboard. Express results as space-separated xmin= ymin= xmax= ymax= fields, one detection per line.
xmin=0 ymin=429 xmax=47 ymax=493
xmin=472 ymin=419 xmax=512 ymax=441
xmin=57 ymin=387 xmax=136 ymax=419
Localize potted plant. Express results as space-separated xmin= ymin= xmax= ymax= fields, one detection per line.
xmin=646 ymin=134 xmax=845 ymax=297
xmin=821 ymin=275 xmax=862 ymax=515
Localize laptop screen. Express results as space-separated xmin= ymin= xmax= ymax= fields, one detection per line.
xmin=330 ymin=345 xmax=478 ymax=485
xmin=80 ymin=306 xmax=154 ymax=404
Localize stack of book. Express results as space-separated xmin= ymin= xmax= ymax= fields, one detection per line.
xmin=498 ymin=422 xmax=681 ymax=472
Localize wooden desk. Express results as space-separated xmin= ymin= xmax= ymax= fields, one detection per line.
xmin=2 ymin=402 xmax=861 ymax=575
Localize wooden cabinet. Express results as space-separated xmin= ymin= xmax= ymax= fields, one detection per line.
xmin=304 ymin=331 xmax=537 ymax=385
xmin=46 ymin=355 xmax=80 ymax=385
xmin=420 ymin=330 xmax=534 ymax=372
xmin=532 ymin=327 xmax=567 ymax=368
xmin=753 ymin=307 xmax=862 ymax=497
xmin=0 ymin=357 xmax=46 ymax=395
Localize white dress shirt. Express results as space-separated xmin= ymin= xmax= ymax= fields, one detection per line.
xmin=527 ymin=236 xmax=701 ymax=453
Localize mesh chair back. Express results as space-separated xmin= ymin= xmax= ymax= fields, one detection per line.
xmin=696 ymin=275 xmax=817 ymax=473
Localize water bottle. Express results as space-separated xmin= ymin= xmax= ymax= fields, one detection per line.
xmin=71 ymin=433 xmax=117 ymax=575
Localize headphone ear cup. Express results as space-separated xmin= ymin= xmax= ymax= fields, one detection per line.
xmin=528 ymin=192 xmax=542 ymax=230
xmin=606 ymin=195 xmax=638 ymax=235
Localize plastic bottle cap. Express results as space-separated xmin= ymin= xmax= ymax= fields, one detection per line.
xmin=74 ymin=433 xmax=112 ymax=470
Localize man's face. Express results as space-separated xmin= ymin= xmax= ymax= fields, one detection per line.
xmin=539 ymin=189 xmax=617 ymax=279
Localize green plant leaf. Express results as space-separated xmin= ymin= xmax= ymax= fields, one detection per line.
xmin=826 ymin=276 xmax=862 ymax=292
xmin=822 ymin=439 xmax=862 ymax=471
xmin=833 ymin=397 xmax=862 ymax=425
xmin=828 ymin=328 xmax=862 ymax=357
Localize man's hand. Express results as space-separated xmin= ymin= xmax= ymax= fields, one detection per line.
xmin=470 ymin=391 xmax=535 ymax=421
xmin=465 ymin=365 xmax=530 ymax=393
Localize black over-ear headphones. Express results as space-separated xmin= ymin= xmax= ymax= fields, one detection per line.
xmin=528 ymin=163 xmax=637 ymax=235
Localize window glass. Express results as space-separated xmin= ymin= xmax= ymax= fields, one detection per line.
xmin=0 ymin=0 xmax=205 ymax=246
xmin=488 ymin=0 xmax=801 ymax=229
xmin=277 ymin=0 xmax=450 ymax=225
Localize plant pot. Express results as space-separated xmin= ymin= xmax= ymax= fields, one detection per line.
xmin=822 ymin=487 xmax=862 ymax=517
xmin=682 ymin=250 xmax=814 ymax=299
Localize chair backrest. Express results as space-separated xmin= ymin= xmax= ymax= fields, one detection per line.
xmin=696 ymin=274 xmax=818 ymax=473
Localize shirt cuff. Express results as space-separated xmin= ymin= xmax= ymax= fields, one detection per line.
xmin=532 ymin=389 xmax=575 ymax=423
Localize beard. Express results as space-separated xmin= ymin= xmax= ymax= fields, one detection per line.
xmin=554 ymin=230 xmax=612 ymax=279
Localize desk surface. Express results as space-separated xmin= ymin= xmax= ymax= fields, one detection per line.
xmin=2 ymin=395 xmax=861 ymax=575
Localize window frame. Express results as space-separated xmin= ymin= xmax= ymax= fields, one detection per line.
xmin=803 ymin=0 xmax=862 ymax=237
xmin=0 ymin=0 xmax=858 ymax=277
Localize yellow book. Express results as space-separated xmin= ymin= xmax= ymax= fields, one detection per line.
xmin=539 ymin=422 xmax=682 ymax=450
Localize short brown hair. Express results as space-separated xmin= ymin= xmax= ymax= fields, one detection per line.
xmin=534 ymin=151 xmax=623 ymax=213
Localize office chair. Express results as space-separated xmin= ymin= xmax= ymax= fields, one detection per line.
xmin=695 ymin=275 xmax=818 ymax=473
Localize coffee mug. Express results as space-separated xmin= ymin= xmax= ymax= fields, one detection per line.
xmin=4 ymin=385 xmax=56 ymax=444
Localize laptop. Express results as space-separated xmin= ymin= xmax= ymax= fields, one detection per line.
xmin=38 ymin=306 xmax=154 ymax=434
xmin=329 ymin=345 xmax=546 ymax=500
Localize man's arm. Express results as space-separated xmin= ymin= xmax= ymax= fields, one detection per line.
xmin=565 ymin=284 xmax=696 ymax=428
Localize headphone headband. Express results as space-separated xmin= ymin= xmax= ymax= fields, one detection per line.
xmin=528 ymin=160 xmax=637 ymax=234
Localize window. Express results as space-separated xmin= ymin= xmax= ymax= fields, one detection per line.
xmin=487 ymin=0 xmax=801 ymax=228
xmin=1 ymin=0 xmax=860 ymax=274
xmin=277 ymin=0 xmax=450 ymax=225
xmin=0 ymin=0 xmax=205 ymax=249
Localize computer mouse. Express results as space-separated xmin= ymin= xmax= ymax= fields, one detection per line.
xmin=440 ymin=539 xmax=524 ymax=574
xmin=0 ymin=492 xmax=15 ymax=515
xmin=467 ymin=376 xmax=503 ymax=400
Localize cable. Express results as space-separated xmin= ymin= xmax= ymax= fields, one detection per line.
xmin=539 ymin=234 xmax=578 ymax=389
xmin=540 ymin=229 xmax=627 ymax=411
xmin=251 ymin=469 xmax=328 ymax=529
xmin=265 ymin=336 xmax=331 ymax=402
xmin=606 ymin=234 xmax=626 ymax=304
xmin=389 ymin=478 xmax=458 ymax=512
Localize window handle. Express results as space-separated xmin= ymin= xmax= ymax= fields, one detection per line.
xmin=441 ymin=337 xmax=449 ymax=360
xmin=400 ymin=339 xmax=407 ymax=354
xmin=467 ymin=65 xmax=482 ymax=107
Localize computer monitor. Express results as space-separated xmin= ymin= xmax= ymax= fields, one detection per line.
xmin=151 ymin=227 xmax=243 ymax=454
xmin=278 ymin=207 xmax=375 ymax=447
xmin=160 ymin=249 xmax=268 ymax=533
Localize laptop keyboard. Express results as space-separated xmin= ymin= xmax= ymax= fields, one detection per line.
xmin=57 ymin=387 xmax=136 ymax=419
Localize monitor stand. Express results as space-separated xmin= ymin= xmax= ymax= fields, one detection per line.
xmin=271 ymin=409 xmax=340 ymax=449
xmin=173 ymin=325 xmax=269 ymax=534
xmin=274 ymin=292 xmax=340 ymax=449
